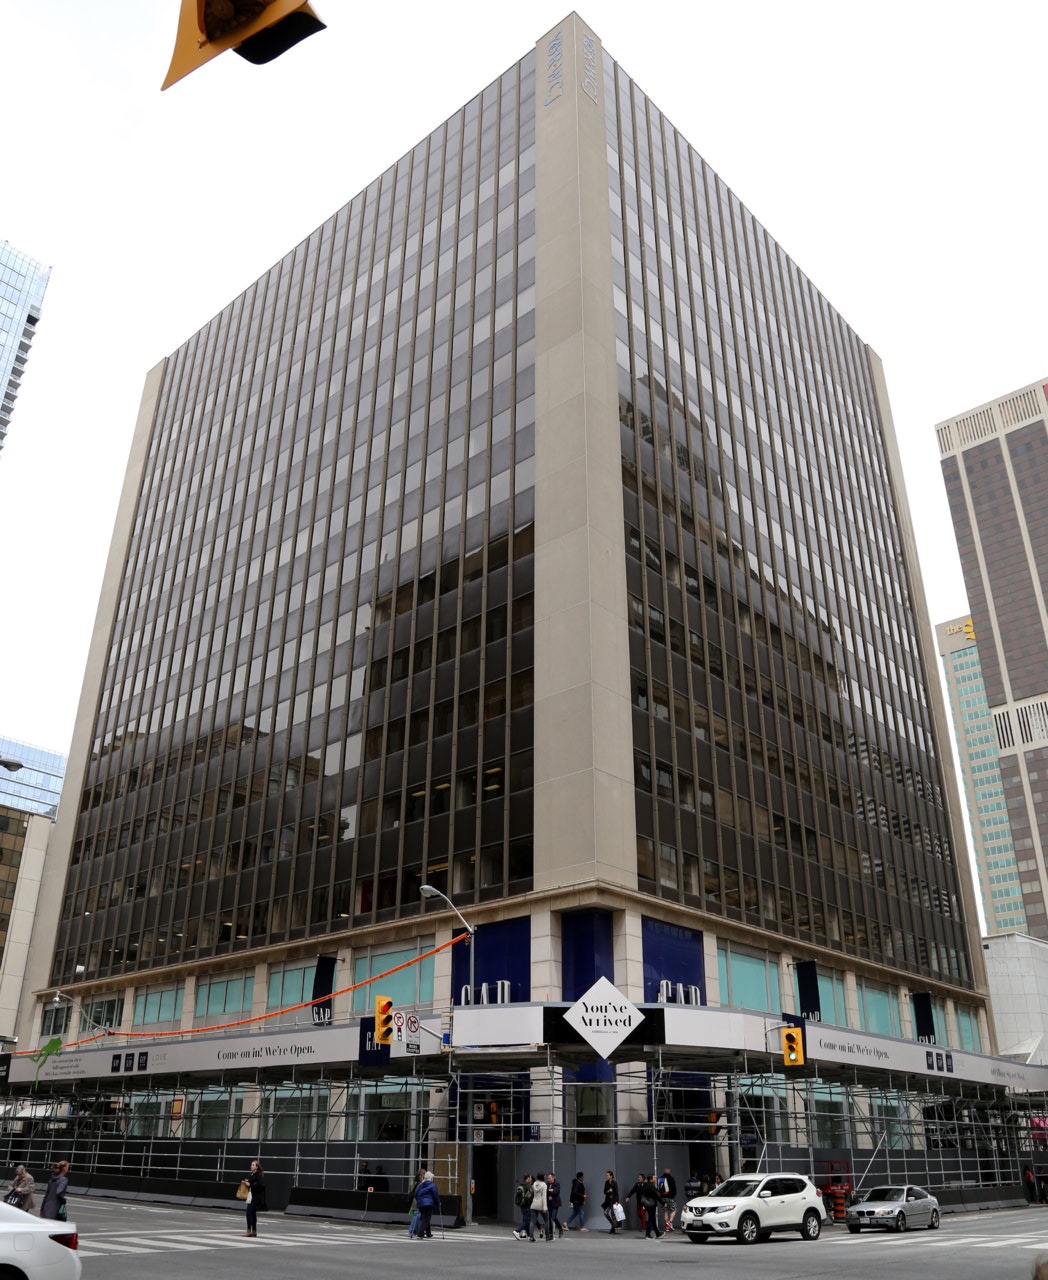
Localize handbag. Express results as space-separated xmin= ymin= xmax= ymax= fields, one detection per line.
xmin=57 ymin=1203 xmax=68 ymax=1222
xmin=3 ymin=1191 xmax=22 ymax=1207
xmin=235 ymin=1180 xmax=250 ymax=1201
xmin=613 ymin=1201 xmax=626 ymax=1222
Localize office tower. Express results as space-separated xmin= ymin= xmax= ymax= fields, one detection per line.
xmin=33 ymin=14 xmax=986 ymax=1118
xmin=0 ymin=737 xmax=65 ymax=1037
xmin=938 ymin=379 xmax=1048 ymax=940
xmin=936 ymin=618 xmax=1025 ymax=933
xmin=0 ymin=736 xmax=67 ymax=820
xmin=0 ymin=241 xmax=50 ymax=454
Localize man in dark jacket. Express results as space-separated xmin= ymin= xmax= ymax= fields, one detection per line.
xmin=566 ymin=1172 xmax=587 ymax=1231
xmin=546 ymin=1172 xmax=563 ymax=1239
xmin=640 ymin=1175 xmax=663 ymax=1238
xmin=623 ymin=1173 xmax=648 ymax=1232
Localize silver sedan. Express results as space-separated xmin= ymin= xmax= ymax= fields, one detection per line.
xmin=844 ymin=1184 xmax=940 ymax=1233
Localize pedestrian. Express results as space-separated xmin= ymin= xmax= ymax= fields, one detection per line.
xmin=684 ymin=1170 xmax=702 ymax=1201
xmin=513 ymin=1172 xmax=535 ymax=1240
xmin=413 ymin=1170 xmax=440 ymax=1239
xmin=602 ymin=1170 xmax=620 ymax=1234
xmin=660 ymin=1167 xmax=677 ymax=1232
xmin=407 ymin=1169 xmax=423 ymax=1238
xmin=357 ymin=1160 xmax=371 ymax=1191
xmin=1026 ymin=1167 xmax=1039 ymax=1204
xmin=623 ymin=1173 xmax=647 ymax=1231
xmin=531 ymin=1170 xmax=548 ymax=1240
xmin=713 ymin=1173 xmax=723 ymax=1189
xmin=546 ymin=1172 xmax=563 ymax=1239
xmin=243 ymin=1159 xmax=265 ymax=1237
xmin=565 ymin=1171 xmax=587 ymax=1231
xmin=3 ymin=1166 xmax=35 ymax=1214
xmin=641 ymin=1174 xmax=663 ymax=1238
xmin=40 ymin=1161 xmax=69 ymax=1221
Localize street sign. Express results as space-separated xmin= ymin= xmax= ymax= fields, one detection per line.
xmin=392 ymin=1011 xmax=405 ymax=1028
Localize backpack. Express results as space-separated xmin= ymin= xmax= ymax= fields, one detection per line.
xmin=515 ymin=1184 xmax=525 ymax=1207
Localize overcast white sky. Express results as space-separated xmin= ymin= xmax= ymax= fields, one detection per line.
xmin=1 ymin=1 xmax=1046 ymax=756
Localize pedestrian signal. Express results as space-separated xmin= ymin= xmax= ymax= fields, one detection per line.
xmin=163 ymin=0 xmax=326 ymax=90
xmin=781 ymin=1025 xmax=804 ymax=1067
xmin=374 ymin=994 xmax=394 ymax=1045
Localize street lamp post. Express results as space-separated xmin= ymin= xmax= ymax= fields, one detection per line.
xmin=420 ymin=884 xmax=476 ymax=1224
xmin=0 ymin=760 xmax=24 ymax=773
xmin=51 ymin=990 xmax=111 ymax=1038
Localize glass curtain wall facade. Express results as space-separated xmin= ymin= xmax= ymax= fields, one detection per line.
xmin=938 ymin=380 xmax=1048 ymax=940
xmin=603 ymin=55 xmax=974 ymax=986
xmin=0 ymin=240 xmax=50 ymax=454
xmin=935 ymin=617 xmax=1025 ymax=933
xmin=0 ymin=736 xmax=67 ymax=819
xmin=56 ymin=56 xmax=537 ymax=983
xmin=47 ymin=15 xmax=980 ymax=1021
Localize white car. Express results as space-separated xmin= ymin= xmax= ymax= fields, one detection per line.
xmin=680 ymin=1173 xmax=827 ymax=1245
xmin=0 ymin=1200 xmax=81 ymax=1280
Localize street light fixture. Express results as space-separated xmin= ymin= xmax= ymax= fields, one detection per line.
xmin=420 ymin=884 xmax=477 ymax=1225
xmin=51 ymin=989 xmax=111 ymax=1037
xmin=0 ymin=760 xmax=23 ymax=773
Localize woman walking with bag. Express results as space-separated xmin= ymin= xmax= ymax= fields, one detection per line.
xmin=40 ymin=1161 xmax=69 ymax=1220
xmin=243 ymin=1159 xmax=265 ymax=1236
xmin=602 ymin=1170 xmax=620 ymax=1234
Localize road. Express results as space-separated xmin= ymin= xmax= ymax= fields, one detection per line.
xmin=57 ymin=1199 xmax=1048 ymax=1280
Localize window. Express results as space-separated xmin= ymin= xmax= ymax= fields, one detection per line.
xmin=955 ymin=1005 xmax=982 ymax=1052
xmin=81 ymin=995 xmax=124 ymax=1031
xmin=267 ymin=961 xmax=318 ymax=1009
xmin=717 ymin=943 xmax=780 ymax=1013
xmin=133 ymin=985 xmax=184 ymax=1026
xmin=40 ymin=1004 xmax=71 ymax=1037
xmin=352 ymin=942 xmax=434 ymax=1013
xmin=856 ymin=980 xmax=901 ymax=1037
xmin=195 ymin=974 xmax=255 ymax=1020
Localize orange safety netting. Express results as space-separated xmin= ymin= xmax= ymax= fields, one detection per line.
xmin=18 ymin=930 xmax=469 ymax=1056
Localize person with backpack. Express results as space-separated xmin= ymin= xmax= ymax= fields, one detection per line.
xmin=513 ymin=1172 xmax=535 ymax=1240
xmin=659 ymin=1167 xmax=677 ymax=1232
xmin=565 ymin=1171 xmax=587 ymax=1231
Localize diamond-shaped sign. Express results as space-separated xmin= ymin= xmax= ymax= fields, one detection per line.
xmin=564 ymin=976 xmax=644 ymax=1059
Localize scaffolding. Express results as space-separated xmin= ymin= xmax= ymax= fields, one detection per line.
xmin=3 ymin=1049 xmax=1045 ymax=1208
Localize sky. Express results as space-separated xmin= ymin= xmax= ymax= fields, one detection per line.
xmin=1 ymin=0 xmax=1046 ymax=757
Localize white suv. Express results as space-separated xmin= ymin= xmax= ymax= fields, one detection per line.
xmin=680 ymin=1173 xmax=827 ymax=1245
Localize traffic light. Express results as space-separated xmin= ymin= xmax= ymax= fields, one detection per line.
xmin=374 ymin=994 xmax=393 ymax=1045
xmin=162 ymin=0 xmax=326 ymax=91
xmin=781 ymin=1024 xmax=805 ymax=1068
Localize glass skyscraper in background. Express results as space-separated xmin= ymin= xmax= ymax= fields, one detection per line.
xmin=33 ymin=14 xmax=988 ymax=1079
xmin=935 ymin=618 xmax=1025 ymax=934
xmin=938 ymin=379 xmax=1048 ymax=941
xmin=0 ymin=735 xmax=66 ymax=820
xmin=0 ymin=241 xmax=50 ymax=455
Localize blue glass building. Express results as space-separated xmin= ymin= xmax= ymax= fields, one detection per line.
xmin=0 ymin=241 xmax=50 ymax=456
